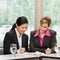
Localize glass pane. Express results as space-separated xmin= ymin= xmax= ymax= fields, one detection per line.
xmin=44 ymin=0 xmax=60 ymax=46
xmin=0 ymin=0 xmax=35 ymax=47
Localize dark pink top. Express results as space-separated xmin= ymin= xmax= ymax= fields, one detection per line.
xmin=34 ymin=29 xmax=51 ymax=47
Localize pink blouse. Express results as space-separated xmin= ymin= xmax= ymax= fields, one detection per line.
xmin=34 ymin=29 xmax=51 ymax=47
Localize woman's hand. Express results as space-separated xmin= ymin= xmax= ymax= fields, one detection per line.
xmin=45 ymin=48 xmax=51 ymax=55
xmin=17 ymin=48 xmax=25 ymax=54
xmin=19 ymin=48 xmax=25 ymax=54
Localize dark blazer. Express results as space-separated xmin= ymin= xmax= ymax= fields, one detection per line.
xmin=3 ymin=29 xmax=28 ymax=54
xmin=29 ymin=29 xmax=57 ymax=53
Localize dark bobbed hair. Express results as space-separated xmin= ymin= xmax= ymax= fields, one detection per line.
xmin=40 ymin=16 xmax=51 ymax=27
xmin=16 ymin=16 xmax=28 ymax=26
xmin=11 ymin=16 xmax=28 ymax=30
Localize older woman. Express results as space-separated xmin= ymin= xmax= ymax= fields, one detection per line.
xmin=29 ymin=16 xmax=57 ymax=54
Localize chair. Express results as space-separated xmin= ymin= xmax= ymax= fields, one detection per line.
xmin=0 ymin=48 xmax=3 ymax=55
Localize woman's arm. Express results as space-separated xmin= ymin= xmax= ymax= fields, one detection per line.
xmin=3 ymin=33 xmax=11 ymax=54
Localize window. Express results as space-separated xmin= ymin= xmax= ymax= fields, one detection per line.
xmin=44 ymin=0 xmax=60 ymax=46
xmin=0 ymin=0 xmax=35 ymax=47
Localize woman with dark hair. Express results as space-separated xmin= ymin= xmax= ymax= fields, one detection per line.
xmin=29 ymin=16 xmax=57 ymax=54
xmin=3 ymin=16 xmax=28 ymax=54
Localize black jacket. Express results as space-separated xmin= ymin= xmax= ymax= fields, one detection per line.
xmin=3 ymin=28 xmax=28 ymax=54
xmin=29 ymin=29 xmax=57 ymax=53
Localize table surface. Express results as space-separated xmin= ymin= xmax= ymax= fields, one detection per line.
xmin=0 ymin=52 xmax=60 ymax=60
xmin=0 ymin=52 xmax=40 ymax=60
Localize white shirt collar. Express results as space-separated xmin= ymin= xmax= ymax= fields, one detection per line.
xmin=15 ymin=28 xmax=22 ymax=48
xmin=15 ymin=28 xmax=22 ymax=37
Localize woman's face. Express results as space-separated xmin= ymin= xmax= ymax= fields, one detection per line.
xmin=16 ymin=23 xmax=28 ymax=34
xmin=40 ymin=23 xmax=49 ymax=33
